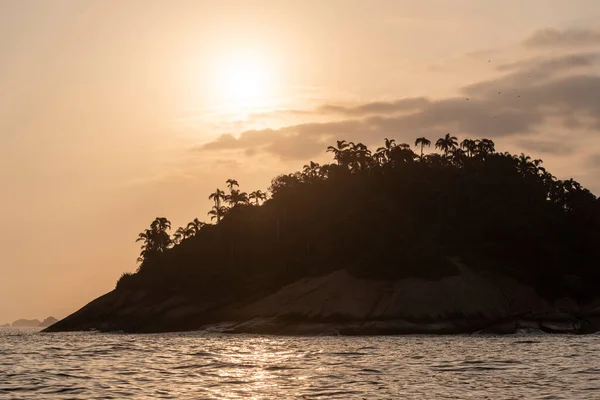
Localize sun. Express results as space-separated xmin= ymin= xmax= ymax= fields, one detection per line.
xmin=216 ymin=55 xmax=274 ymax=110
xmin=185 ymin=47 xmax=280 ymax=115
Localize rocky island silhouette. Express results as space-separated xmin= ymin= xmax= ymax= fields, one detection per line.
xmin=45 ymin=137 xmax=600 ymax=335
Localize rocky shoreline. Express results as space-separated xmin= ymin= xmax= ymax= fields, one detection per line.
xmin=44 ymin=265 xmax=600 ymax=335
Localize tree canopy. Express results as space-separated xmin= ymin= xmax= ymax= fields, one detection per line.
xmin=121 ymin=136 xmax=600 ymax=305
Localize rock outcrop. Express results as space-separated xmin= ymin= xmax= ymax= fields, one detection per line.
xmin=44 ymin=264 xmax=600 ymax=335
xmin=12 ymin=319 xmax=42 ymax=328
xmin=215 ymin=266 xmax=595 ymax=334
xmin=38 ymin=317 xmax=59 ymax=328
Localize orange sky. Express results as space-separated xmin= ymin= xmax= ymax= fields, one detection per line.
xmin=2 ymin=0 xmax=600 ymax=323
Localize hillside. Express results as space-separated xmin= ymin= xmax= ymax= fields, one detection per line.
xmin=45 ymin=136 xmax=600 ymax=334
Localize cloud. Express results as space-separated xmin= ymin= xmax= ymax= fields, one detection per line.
xmin=496 ymin=53 xmax=598 ymax=74
xmin=199 ymin=50 xmax=600 ymax=161
xmin=316 ymin=97 xmax=431 ymax=116
xmin=524 ymin=28 xmax=600 ymax=48
xmin=587 ymin=154 xmax=600 ymax=169
xmin=464 ymin=49 xmax=496 ymax=59
xmin=463 ymin=53 xmax=600 ymax=97
xmin=517 ymin=139 xmax=574 ymax=156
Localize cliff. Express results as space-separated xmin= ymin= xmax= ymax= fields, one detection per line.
xmin=45 ymin=263 xmax=600 ymax=335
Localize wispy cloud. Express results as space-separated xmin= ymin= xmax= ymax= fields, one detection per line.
xmin=316 ymin=97 xmax=431 ymax=116
xmin=524 ymin=28 xmax=600 ymax=48
xmin=516 ymin=139 xmax=574 ymax=156
xmin=198 ymin=48 xmax=600 ymax=161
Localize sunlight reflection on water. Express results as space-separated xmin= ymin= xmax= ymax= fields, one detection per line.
xmin=1 ymin=328 xmax=599 ymax=399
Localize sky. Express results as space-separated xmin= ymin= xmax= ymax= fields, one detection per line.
xmin=1 ymin=0 xmax=600 ymax=324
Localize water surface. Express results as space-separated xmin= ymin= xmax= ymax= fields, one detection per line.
xmin=1 ymin=328 xmax=599 ymax=399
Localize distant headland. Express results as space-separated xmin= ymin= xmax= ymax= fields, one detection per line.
xmin=11 ymin=319 xmax=41 ymax=327
xmin=45 ymin=136 xmax=600 ymax=334
xmin=5 ymin=317 xmax=59 ymax=328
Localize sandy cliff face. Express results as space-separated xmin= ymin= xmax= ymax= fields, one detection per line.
xmin=45 ymin=264 xmax=600 ymax=334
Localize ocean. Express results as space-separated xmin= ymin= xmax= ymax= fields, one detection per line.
xmin=1 ymin=328 xmax=599 ymax=399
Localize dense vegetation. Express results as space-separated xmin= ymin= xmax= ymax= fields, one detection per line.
xmin=118 ymin=135 xmax=600 ymax=303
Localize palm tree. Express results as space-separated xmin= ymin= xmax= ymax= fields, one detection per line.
xmin=136 ymin=229 xmax=153 ymax=250
xmin=349 ymin=142 xmax=372 ymax=170
xmin=186 ymin=218 xmax=205 ymax=235
xmin=136 ymin=217 xmax=172 ymax=264
xmin=460 ymin=139 xmax=477 ymax=157
xmin=389 ymin=144 xmax=417 ymax=165
xmin=414 ymin=137 xmax=431 ymax=159
xmin=532 ymin=159 xmax=546 ymax=176
xmin=375 ymin=138 xmax=397 ymax=163
xmin=225 ymin=179 xmax=239 ymax=190
xmin=516 ymin=153 xmax=535 ymax=175
xmin=172 ymin=227 xmax=187 ymax=245
xmin=326 ymin=140 xmax=350 ymax=166
xmin=208 ymin=205 xmax=228 ymax=222
xmin=209 ymin=188 xmax=225 ymax=206
xmin=228 ymin=189 xmax=248 ymax=207
xmin=302 ymin=161 xmax=321 ymax=180
xmin=476 ymin=139 xmax=495 ymax=157
xmin=376 ymin=138 xmax=396 ymax=153
xmin=435 ymin=134 xmax=458 ymax=156
xmin=208 ymin=189 xmax=226 ymax=222
xmin=450 ymin=148 xmax=466 ymax=165
xmin=150 ymin=217 xmax=171 ymax=233
xmin=249 ymin=190 xmax=267 ymax=206
xmin=136 ymin=249 xmax=149 ymax=264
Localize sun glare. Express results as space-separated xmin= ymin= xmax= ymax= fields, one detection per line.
xmin=185 ymin=46 xmax=282 ymax=116
xmin=220 ymin=60 xmax=268 ymax=104
xmin=213 ymin=54 xmax=275 ymax=111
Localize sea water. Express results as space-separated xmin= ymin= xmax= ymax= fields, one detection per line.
xmin=1 ymin=328 xmax=599 ymax=399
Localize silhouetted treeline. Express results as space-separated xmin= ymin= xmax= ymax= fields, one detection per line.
xmin=118 ymin=136 xmax=600 ymax=303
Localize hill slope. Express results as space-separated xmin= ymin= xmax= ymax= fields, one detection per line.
xmin=45 ymin=137 xmax=600 ymax=334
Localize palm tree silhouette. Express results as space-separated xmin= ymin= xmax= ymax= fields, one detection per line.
xmin=136 ymin=217 xmax=172 ymax=263
xmin=375 ymin=138 xmax=397 ymax=163
xmin=151 ymin=217 xmax=171 ymax=233
xmin=228 ymin=189 xmax=248 ymax=207
xmin=172 ymin=227 xmax=186 ymax=244
xmin=208 ymin=205 xmax=228 ymax=222
xmin=326 ymin=140 xmax=350 ymax=166
xmin=208 ymin=189 xmax=226 ymax=222
xmin=460 ymin=139 xmax=477 ymax=158
xmin=302 ymin=161 xmax=321 ymax=180
xmin=186 ymin=218 xmax=205 ymax=235
xmin=226 ymin=179 xmax=239 ymax=190
xmin=414 ymin=137 xmax=431 ymax=159
xmin=516 ymin=153 xmax=535 ymax=175
xmin=349 ymin=142 xmax=372 ymax=170
xmin=450 ymin=147 xmax=466 ymax=165
xmin=249 ymin=190 xmax=267 ymax=206
xmin=435 ymin=133 xmax=458 ymax=156
xmin=136 ymin=229 xmax=153 ymax=251
xmin=476 ymin=139 xmax=495 ymax=157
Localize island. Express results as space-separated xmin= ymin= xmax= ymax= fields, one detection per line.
xmin=12 ymin=319 xmax=42 ymax=328
xmin=39 ymin=317 xmax=59 ymax=328
xmin=45 ymin=136 xmax=600 ymax=335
